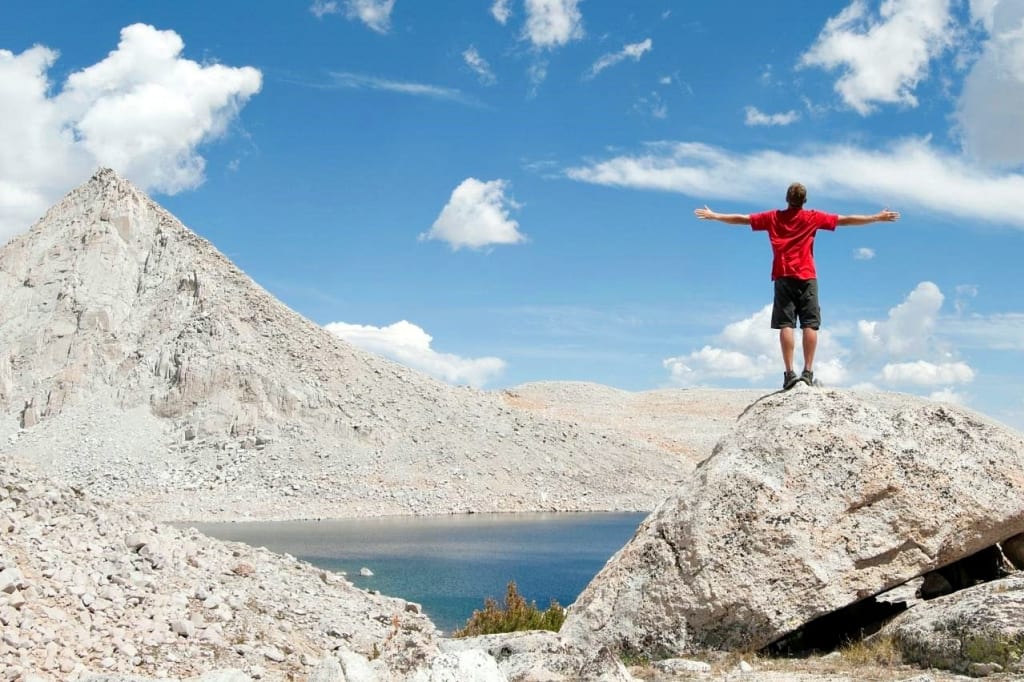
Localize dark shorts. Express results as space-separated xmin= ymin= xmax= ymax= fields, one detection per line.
xmin=771 ymin=277 xmax=820 ymax=329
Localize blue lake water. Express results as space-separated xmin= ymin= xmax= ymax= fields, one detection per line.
xmin=191 ymin=512 xmax=646 ymax=633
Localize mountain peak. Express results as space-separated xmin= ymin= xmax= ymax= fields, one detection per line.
xmin=0 ymin=176 xmax=689 ymax=522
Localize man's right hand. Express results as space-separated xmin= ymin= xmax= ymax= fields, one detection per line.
xmin=694 ymin=206 xmax=716 ymax=220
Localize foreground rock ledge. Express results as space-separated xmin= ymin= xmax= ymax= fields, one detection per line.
xmin=560 ymin=386 xmax=1024 ymax=657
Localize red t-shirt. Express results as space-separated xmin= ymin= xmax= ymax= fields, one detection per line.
xmin=750 ymin=208 xmax=838 ymax=280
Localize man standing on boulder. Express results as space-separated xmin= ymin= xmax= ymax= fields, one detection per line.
xmin=694 ymin=183 xmax=899 ymax=390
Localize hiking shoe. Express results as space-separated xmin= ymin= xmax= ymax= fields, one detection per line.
xmin=801 ymin=369 xmax=815 ymax=386
xmin=783 ymin=371 xmax=801 ymax=390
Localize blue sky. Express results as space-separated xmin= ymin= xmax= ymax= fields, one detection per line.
xmin=2 ymin=0 xmax=1024 ymax=428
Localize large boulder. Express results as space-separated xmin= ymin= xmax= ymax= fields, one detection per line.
xmin=880 ymin=574 xmax=1024 ymax=677
xmin=560 ymin=386 xmax=1024 ymax=657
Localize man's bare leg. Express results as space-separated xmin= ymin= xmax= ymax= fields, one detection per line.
xmin=780 ymin=327 xmax=795 ymax=372
xmin=802 ymin=327 xmax=818 ymax=372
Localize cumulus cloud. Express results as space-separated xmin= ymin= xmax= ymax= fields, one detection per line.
xmin=524 ymin=0 xmax=584 ymax=49
xmin=421 ymin=178 xmax=526 ymax=250
xmin=663 ymin=305 xmax=849 ymax=387
xmin=463 ymin=46 xmax=497 ymax=85
xmin=956 ymin=0 xmax=1024 ymax=167
xmin=491 ymin=0 xmax=512 ymax=24
xmin=880 ymin=360 xmax=975 ymax=386
xmin=664 ymin=282 xmax=974 ymax=398
xmin=564 ymin=138 xmax=1024 ymax=229
xmin=857 ymin=281 xmax=944 ymax=357
xmin=342 ymin=0 xmax=396 ymax=33
xmin=744 ymin=106 xmax=800 ymax=126
xmin=800 ymin=0 xmax=956 ymax=114
xmin=854 ymin=247 xmax=876 ymax=260
xmin=585 ymin=39 xmax=653 ymax=80
xmin=0 ymin=24 xmax=261 ymax=241
xmin=325 ymin=320 xmax=506 ymax=387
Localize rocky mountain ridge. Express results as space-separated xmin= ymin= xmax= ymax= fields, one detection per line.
xmin=0 ymin=169 xmax=757 ymax=521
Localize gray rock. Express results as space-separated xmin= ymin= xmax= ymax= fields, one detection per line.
xmin=412 ymin=649 xmax=507 ymax=681
xmin=880 ymin=574 xmax=1024 ymax=676
xmin=308 ymin=656 xmax=346 ymax=682
xmin=561 ymin=388 xmax=1024 ymax=657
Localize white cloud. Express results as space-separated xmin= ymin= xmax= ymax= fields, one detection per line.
xmin=421 ymin=178 xmax=526 ymax=250
xmin=945 ymin=312 xmax=1024 ymax=351
xmin=880 ymin=361 xmax=975 ymax=386
xmin=659 ymin=75 xmax=673 ymax=85
xmin=956 ymin=1 xmax=1024 ymax=167
xmin=800 ymin=0 xmax=956 ymax=114
xmin=0 ymin=24 xmax=261 ymax=241
xmin=310 ymin=1 xmax=341 ymax=19
xmin=854 ymin=247 xmax=876 ymax=260
xmin=491 ymin=0 xmax=512 ymax=24
xmin=325 ymin=320 xmax=506 ymax=387
xmin=524 ymin=0 xmax=584 ymax=49
xmin=663 ymin=305 xmax=849 ymax=387
xmin=634 ymin=92 xmax=668 ymax=119
xmin=585 ymin=39 xmax=653 ymax=79
xmin=527 ymin=60 xmax=549 ymax=96
xmin=929 ymin=388 xmax=966 ymax=404
xmin=857 ymin=281 xmax=943 ymax=357
xmin=663 ymin=282 xmax=978 ymax=396
xmin=463 ymin=46 xmax=497 ymax=85
xmin=324 ymin=71 xmax=476 ymax=105
xmin=342 ymin=0 xmax=396 ymax=33
xmin=744 ymin=106 xmax=800 ymax=126
xmin=564 ymin=138 xmax=1024 ymax=229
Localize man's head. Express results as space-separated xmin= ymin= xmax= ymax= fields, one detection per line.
xmin=786 ymin=182 xmax=807 ymax=208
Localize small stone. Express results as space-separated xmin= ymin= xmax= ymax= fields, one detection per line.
xmin=968 ymin=662 xmax=1003 ymax=677
xmin=359 ymin=567 xmax=373 ymax=577
xmin=263 ymin=646 xmax=287 ymax=662
xmin=231 ymin=563 xmax=255 ymax=577
xmin=171 ymin=619 xmax=195 ymax=638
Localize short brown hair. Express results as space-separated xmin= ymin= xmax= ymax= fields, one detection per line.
xmin=786 ymin=183 xmax=807 ymax=208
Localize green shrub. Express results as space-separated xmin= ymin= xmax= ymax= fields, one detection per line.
xmin=453 ymin=580 xmax=566 ymax=637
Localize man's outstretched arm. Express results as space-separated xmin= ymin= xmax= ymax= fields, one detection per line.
xmin=694 ymin=206 xmax=751 ymax=225
xmin=837 ymin=209 xmax=900 ymax=226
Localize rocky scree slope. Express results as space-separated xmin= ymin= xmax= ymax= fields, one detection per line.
xmin=0 ymin=457 xmax=439 ymax=680
xmin=0 ymin=169 xmax=686 ymax=522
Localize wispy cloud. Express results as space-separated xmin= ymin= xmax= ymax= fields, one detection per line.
xmin=585 ymin=38 xmax=653 ymax=80
xmin=343 ymin=0 xmax=396 ymax=33
xmin=853 ymin=247 xmax=876 ymax=260
xmin=310 ymin=1 xmax=341 ymax=19
xmin=565 ymin=138 xmax=1024 ymax=229
xmin=491 ymin=0 xmax=512 ymax=25
xmin=463 ymin=46 xmax=497 ymax=85
xmin=294 ymin=71 xmax=480 ymax=106
xmin=744 ymin=106 xmax=800 ymax=126
xmin=799 ymin=0 xmax=956 ymax=114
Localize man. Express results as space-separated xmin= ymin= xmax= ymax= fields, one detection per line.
xmin=694 ymin=183 xmax=899 ymax=390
